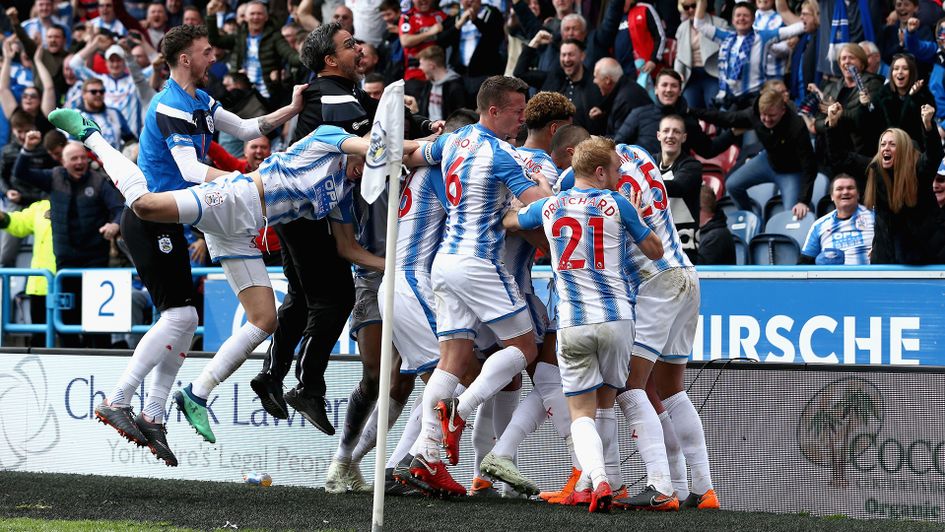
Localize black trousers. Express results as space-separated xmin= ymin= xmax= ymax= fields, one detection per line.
xmin=261 ymin=217 xmax=354 ymax=399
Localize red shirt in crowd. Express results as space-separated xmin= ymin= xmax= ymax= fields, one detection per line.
xmin=399 ymin=7 xmax=446 ymax=81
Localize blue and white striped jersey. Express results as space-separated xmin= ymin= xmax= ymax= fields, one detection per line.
xmin=695 ymin=18 xmax=803 ymax=98
xmin=517 ymin=187 xmax=652 ymax=328
xmin=70 ymin=56 xmax=142 ymax=132
xmin=259 ymin=125 xmax=356 ymax=226
xmin=505 ymin=146 xmax=561 ymax=293
xmin=422 ymin=123 xmax=537 ymax=262
xmin=138 ymin=78 xmax=220 ymax=192
xmin=616 ymin=144 xmax=692 ymax=283
xmin=88 ymin=16 xmax=127 ymax=36
xmin=802 ymin=205 xmax=874 ymax=264
xmin=753 ymin=9 xmax=786 ymax=79
xmin=397 ymin=166 xmax=447 ymax=272
xmin=22 ymin=18 xmax=72 ymax=46
xmin=77 ymin=104 xmax=131 ymax=150
xmin=554 ymin=166 xmax=575 ymax=194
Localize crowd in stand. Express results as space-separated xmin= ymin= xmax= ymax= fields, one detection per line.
xmin=0 ymin=0 xmax=944 ymax=345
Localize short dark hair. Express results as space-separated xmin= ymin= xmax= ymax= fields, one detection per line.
xmin=9 ymin=109 xmax=35 ymax=131
xmin=700 ymin=185 xmax=718 ymax=213
xmin=830 ymin=173 xmax=860 ymax=194
xmin=82 ymin=78 xmax=104 ymax=90
xmin=161 ymin=24 xmax=208 ymax=68
xmin=47 ymin=24 xmax=67 ymax=36
xmin=363 ymin=72 xmax=386 ymax=85
xmin=444 ymin=108 xmax=479 ymax=133
xmin=44 ymin=129 xmax=67 ymax=151
xmin=226 ymin=72 xmax=252 ymax=88
xmin=560 ymin=38 xmax=586 ymax=52
xmin=378 ymin=0 xmax=400 ymax=12
xmin=733 ymin=1 xmax=756 ymax=16
xmin=656 ymin=68 xmax=683 ymax=85
xmin=476 ymin=75 xmax=529 ymax=114
xmin=550 ymin=124 xmax=590 ymax=154
xmin=300 ymin=22 xmax=344 ymax=74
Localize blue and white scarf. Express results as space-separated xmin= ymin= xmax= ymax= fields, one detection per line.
xmin=827 ymin=0 xmax=875 ymax=74
xmin=718 ymin=32 xmax=755 ymax=95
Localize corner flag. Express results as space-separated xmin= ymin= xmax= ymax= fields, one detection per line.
xmin=362 ymin=80 xmax=405 ymax=204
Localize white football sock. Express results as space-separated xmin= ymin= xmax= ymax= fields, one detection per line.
xmin=491 ymin=389 xmax=544 ymax=458
xmin=85 ymin=131 xmax=150 ymax=207
xmin=491 ymin=388 xmax=519 ymax=441
xmin=456 ymin=346 xmax=526 ymax=419
xmin=617 ymin=389 xmax=673 ymax=495
xmin=109 ymin=306 xmax=197 ymax=408
xmin=388 ymin=395 xmax=423 ymax=469
xmin=660 ymin=410 xmax=689 ymax=500
xmin=596 ymin=407 xmax=620 ymax=487
xmin=663 ymin=391 xmax=713 ymax=495
xmin=352 ymin=397 xmax=405 ymax=464
xmin=472 ymin=397 xmax=496 ymax=478
xmin=191 ymin=321 xmax=269 ymax=399
xmin=419 ymin=369 xmax=459 ymax=461
xmin=571 ymin=416 xmax=607 ymax=489
xmin=533 ymin=362 xmax=577 ymax=467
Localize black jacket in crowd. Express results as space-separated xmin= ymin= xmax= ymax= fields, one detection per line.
xmin=602 ymin=75 xmax=652 ymax=137
xmin=12 ymin=158 xmax=123 ymax=268
xmin=828 ymin=124 xmax=945 ymax=265
xmin=695 ymin=99 xmax=819 ymax=205
xmin=615 ymin=98 xmax=728 ymax=160
xmin=697 ymin=210 xmax=737 ymax=265
xmin=514 ymin=45 xmax=605 ymax=134
xmin=657 ymin=152 xmax=703 ymax=264
xmin=853 ymin=84 xmax=935 ymax=151
xmin=439 ymin=5 xmax=507 ymax=79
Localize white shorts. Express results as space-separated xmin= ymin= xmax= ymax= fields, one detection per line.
xmin=557 ymin=320 xmax=634 ymax=396
xmin=172 ymin=172 xmax=263 ymax=261
xmin=378 ymin=270 xmax=440 ymax=375
xmin=632 ymin=267 xmax=699 ymax=365
xmin=431 ymin=254 xmax=532 ymax=341
xmin=221 ymin=257 xmax=272 ymax=293
xmin=525 ymin=293 xmax=551 ymax=344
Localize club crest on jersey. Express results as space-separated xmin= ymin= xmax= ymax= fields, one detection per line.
xmin=366 ymin=124 xmax=388 ymax=170
xmin=204 ymin=191 xmax=224 ymax=207
xmin=855 ymin=215 xmax=870 ymax=231
xmin=205 ymin=115 xmax=214 ymax=133
xmin=157 ymin=235 xmax=173 ymax=254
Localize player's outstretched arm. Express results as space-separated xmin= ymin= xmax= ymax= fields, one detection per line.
xmin=214 ymin=84 xmax=309 ymax=141
xmin=339 ymin=136 xmax=420 ymax=158
xmin=330 ymin=220 xmax=385 ymax=272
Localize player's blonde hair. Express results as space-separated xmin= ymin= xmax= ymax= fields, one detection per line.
xmin=572 ymin=136 xmax=617 ymax=179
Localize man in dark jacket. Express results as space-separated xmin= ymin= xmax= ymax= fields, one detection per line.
xmin=438 ymin=0 xmax=506 ymax=107
xmin=253 ymin=22 xmax=437 ymax=440
xmin=591 ymin=57 xmax=652 ymax=137
xmin=656 ymin=115 xmax=703 ymax=263
xmin=515 ymin=37 xmax=605 ymax=134
xmin=697 ymin=186 xmax=737 ymax=264
xmin=13 ymin=140 xmax=123 ymax=345
xmin=694 ymin=88 xmax=818 ymax=218
xmin=206 ymin=0 xmax=300 ymax=109
xmin=615 ymin=69 xmax=727 ymax=157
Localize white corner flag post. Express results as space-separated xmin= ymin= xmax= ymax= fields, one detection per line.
xmin=362 ymin=80 xmax=405 ymax=532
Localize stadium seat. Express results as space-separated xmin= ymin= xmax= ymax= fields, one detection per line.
xmin=718 ymin=196 xmax=737 ymax=219
xmin=811 ymin=173 xmax=830 ymax=207
xmin=763 ymin=194 xmax=785 ymax=223
xmin=733 ymin=235 xmax=749 ymax=265
xmin=749 ymin=234 xmax=801 ymax=265
xmin=694 ymin=145 xmax=740 ymax=175
xmin=816 ymin=195 xmax=836 ymax=217
xmin=727 ymin=210 xmax=760 ymax=244
xmin=747 ymin=183 xmax=777 ymax=213
xmin=764 ymin=210 xmax=816 ymax=246
xmin=702 ymin=171 xmax=725 ymax=199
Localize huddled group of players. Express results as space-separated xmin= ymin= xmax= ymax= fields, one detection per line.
xmin=50 ymin=21 xmax=719 ymax=514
